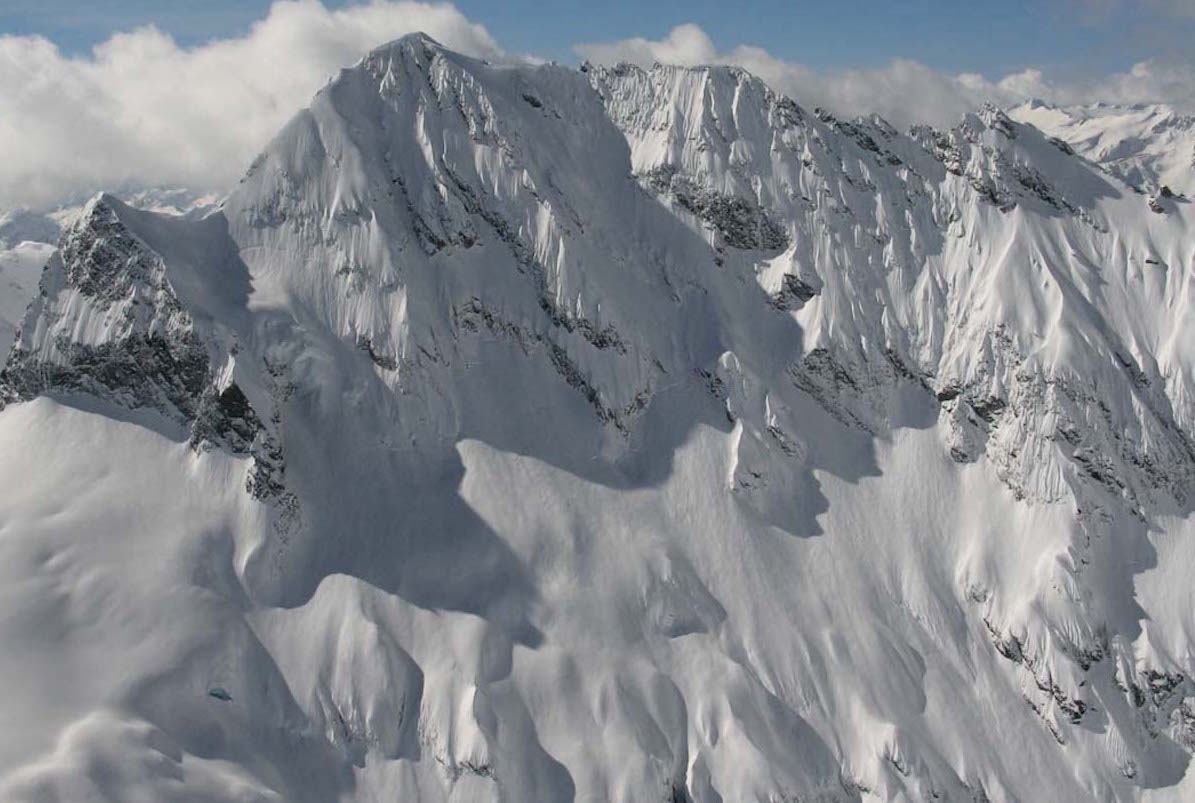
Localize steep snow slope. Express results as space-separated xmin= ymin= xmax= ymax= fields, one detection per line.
xmin=3 ymin=34 xmax=1195 ymax=802
xmin=1009 ymin=100 xmax=1195 ymax=198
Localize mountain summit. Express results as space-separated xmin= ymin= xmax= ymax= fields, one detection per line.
xmin=2 ymin=34 xmax=1195 ymax=801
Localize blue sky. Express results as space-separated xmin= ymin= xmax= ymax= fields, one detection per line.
xmin=2 ymin=0 xmax=1190 ymax=78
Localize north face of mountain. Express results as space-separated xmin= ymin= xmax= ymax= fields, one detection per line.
xmin=2 ymin=34 xmax=1195 ymax=802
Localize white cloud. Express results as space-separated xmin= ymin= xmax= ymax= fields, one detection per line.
xmin=0 ymin=0 xmax=505 ymax=209
xmin=572 ymin=23 xmax=718 ymax=68
xmin=5 ymin=8 xmax=1195 ymax=212
xmin=575 ymin=24 xmax=1195 ymax=131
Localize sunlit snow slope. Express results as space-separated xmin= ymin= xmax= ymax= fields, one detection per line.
xmin=3 ymin=34 xmax=1195 ymax=802
xmin=1010 ymin=100 xmax=1195 ymax=199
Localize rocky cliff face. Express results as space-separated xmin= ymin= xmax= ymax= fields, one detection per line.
xmin=2 ymin=34 xmax=1195 ymax=803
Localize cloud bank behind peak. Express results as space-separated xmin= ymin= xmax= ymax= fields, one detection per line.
xmin=0 ymin=0 xmax=506 ymax=209
xmin=575 ymin=23 xmax=1195 ymax=131
xmin=3 ymin=6 xmax=1195 ymax=210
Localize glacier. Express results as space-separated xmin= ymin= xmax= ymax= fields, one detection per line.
xmin=2 ymin=33 xmax=1195 ymax=801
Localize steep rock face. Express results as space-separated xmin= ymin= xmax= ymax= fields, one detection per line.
xmin=2 ymin=196 xmax=209 ymax=417
xmin=0 ymin=188 xmax=223 ymax=364
xmin=0 ymin=195 xmax=292 ymax=519
xmin=3 ymin=34 xmax=1195 ymax=803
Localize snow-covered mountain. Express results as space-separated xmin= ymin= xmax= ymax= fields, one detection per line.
xmin=1009 ymin=100 xmax=1195 ymax=199
xmin=0 ymin=188 xmax=217 ymax=356
xmin=2 ymin=34 xmax=1195 ymax=802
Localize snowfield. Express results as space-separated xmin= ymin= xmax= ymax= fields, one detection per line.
xmin=3 ymin=33 xmax=1195 ymax=801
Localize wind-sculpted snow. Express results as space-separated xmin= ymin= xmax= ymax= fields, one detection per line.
xmin=3 ymin=33 xmax=1195 ymax=802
